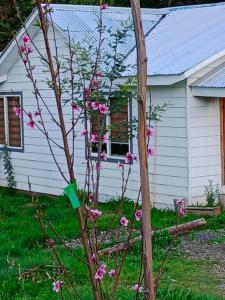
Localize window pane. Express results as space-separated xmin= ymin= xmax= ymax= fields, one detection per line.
xmin=110 ymin=98 xmax=129 ymax=155
xmin=111 ymin=143 xmax=129 ymax=156
xmin=7 ymin=97 xmax=21 ymax=147
xmin=0 ymin=98 xmax=5 ymax=144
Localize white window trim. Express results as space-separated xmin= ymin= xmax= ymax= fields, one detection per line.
xmin=0 ymin=94 xmax=23 ymax=151
xmin=88 ymin=100 xmax=132 ymax=161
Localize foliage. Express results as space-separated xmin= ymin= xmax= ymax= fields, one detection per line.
xmin=203 ymin=180 xmax=219 ymax=207
xmin=0 ymin=145 xmax=16 ymax=189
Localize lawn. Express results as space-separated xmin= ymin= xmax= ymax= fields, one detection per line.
xmin=0 ymin=187 xmax=225 ymax=299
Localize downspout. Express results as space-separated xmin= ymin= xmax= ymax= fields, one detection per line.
xmin=186 ymin=78 xmax=192 ymax=205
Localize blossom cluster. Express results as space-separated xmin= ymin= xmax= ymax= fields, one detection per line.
xmin=19 ymin=36 xmax=33 ymax=64
xmin=95 ymin=264 xmax=116 ymax=281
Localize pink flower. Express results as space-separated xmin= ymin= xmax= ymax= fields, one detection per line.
xmin=99 ymin=103 xmax=109 ymax=114
xmin=81 ymin=128 xmax=88 ymax=136
xmin=72 ymin=103 xmax=80 ymax=112
xmin=19 ymin=45 xmax=26 ymax=52
xmin=95 ymin=264 xmax=107 ymax=280
xmin=87 ymin=208 xmax=102 ymax=221
xmin=91 ymin=102 xmax=99 ymax=110
xmin=120 ymin=216 xmax=129 ymax=227
xmin=84 ymin=88 xmax=92 ymax=98
xmin=135 ymin=210 xmax=142 ymax=221
xmin=91 ymin=134 xmax=98 ymax=143
xmin=100 ymin=3 xmax=109 ymax=9
xmin=91 ymin=253 xmax=97 ymax=264
xmin=91 ymin=79 xmax=100 ymax=88
xmin=147 ymin=147 xmax=155 ymax=157
xmin=125 ymin=152 xmax=137 ymax=164
xmin=101 ymin=135 xmax=107 ymax=144
xmin=27 ymin=46 xmax=33 ymax=54
xmin=96 ymin=162 xmax=102 ymax=171
xmin=108 ymin=269 xmax=116 ymax=278
xmin=33 ymin=110 xmax=40 ymax=117
xmin=101 ymin=151 xmax=107 ymax=161
xmin=47 ymin=239 xmax=55 ymax=249
xmin=27 ymin=112 xmax=33 ymax=119
xmin=117 ymin=161 xmax=123 ymax=168
xmin=147 ymin=126 xmax=154 ymax=137
xmin=22 ymin=35 xmax=30 ymax=44
xmin=52 ymin=280 xmax=63 ymax=293
xmin=13 ymin=107 xmax=22 ymax=117
xmin=23 ymin=58 xmax=28 ymax=64
xmin=27 ymin=120 xmax=35 ymax=128
xmin=133 ymin=284 xmax=143 ymax=293
xmin=88 ymin=193 xmax=94 ymax=202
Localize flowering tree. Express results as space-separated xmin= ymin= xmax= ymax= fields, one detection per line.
xmin=12 ymin=0 xmax=165 ymax=298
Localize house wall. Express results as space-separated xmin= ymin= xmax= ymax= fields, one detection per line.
xmin=0 ymin=26 xmax=189 ymax=208
xmin=187 ymin=56 xmax=225 ymax=204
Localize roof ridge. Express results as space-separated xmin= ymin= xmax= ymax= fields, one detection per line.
xmin=169 ymin=1 xmax=225 ymax=11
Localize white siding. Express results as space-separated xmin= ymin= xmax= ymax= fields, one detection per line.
xmin=0 ymin=26 xmax=189 ymax=208
xmin=187 ymin=57 xmax=225 ymax=204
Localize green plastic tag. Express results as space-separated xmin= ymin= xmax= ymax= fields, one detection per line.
xmin=64 ymin=182 xmax=80 ymax=209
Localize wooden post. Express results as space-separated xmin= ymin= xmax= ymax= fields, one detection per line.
xmin=130 ymin=1 xmax=155 ymax=299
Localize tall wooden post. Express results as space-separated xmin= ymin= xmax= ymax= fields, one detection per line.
xmin=130 ymin=1 xmax=155 ymax=299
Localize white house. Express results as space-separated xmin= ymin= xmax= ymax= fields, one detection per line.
xmin=1 ymin=2 xmax=225 ymax=207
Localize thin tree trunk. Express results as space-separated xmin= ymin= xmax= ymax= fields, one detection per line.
xmin=35 ymin=2 xmax=100 ymax=299
xmin=130 ymin=1 xmax=155 ymax=299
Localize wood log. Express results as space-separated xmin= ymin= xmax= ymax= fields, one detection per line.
xmin=98 ymin=218 xmax=206 ymax=256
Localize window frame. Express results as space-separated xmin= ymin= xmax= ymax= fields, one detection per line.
xmin=85 ymin=96 xmax=133 ymax=163
xmin=0 ymin=92 xmax=24 ymax=152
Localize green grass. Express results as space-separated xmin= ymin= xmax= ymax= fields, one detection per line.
xmin=0 ymin=187 xmax=225 ymax=299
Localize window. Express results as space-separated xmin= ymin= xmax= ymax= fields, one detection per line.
xmin=0 ymin=95 xmax=23 ymax=149
xmin=91 ymin=97 xmax=131 ymax=159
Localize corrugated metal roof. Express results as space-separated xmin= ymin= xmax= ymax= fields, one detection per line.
xmin=49 ymin=3 xmax=225 ymax=76
xmin=192 ymin=64 xmax=225 ymax=88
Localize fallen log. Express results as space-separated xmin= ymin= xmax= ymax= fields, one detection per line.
xmin=98 ymin=218 xmax=206 ymax=256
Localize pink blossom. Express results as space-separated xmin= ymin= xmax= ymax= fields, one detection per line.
xmin=27 ymin=46 xmax=33 ymax=54
xmin=99 ymin=103 xmax=109 ymax=114
xmin=147 ymin=126 xmax=154 ymax=137
xmin=27 ymin=112 xmax=33 ymax=119
xmin=96 ymin=162 xmax=102 ymax=171
xmin=81 ymin=128 xmax=88 ymax=136
xmin=91 ymin=134 xmax=98 ymax=143
xmin=23 ymin=58 xmax=28 ymax=64
xmin=91 ymin=79 xmax=100 ymax=88
xmin=91 ymin=253 xmax=97 ymax=264
xmin=91 ymin=102 xmax=99 ymax=110
xmin=84 ymin=88 xmax=92 ymax=98
xmin=52 ymin=280 xmax=63 ymax=293
xmin=101 ymin=135 xmax=107 ymax=144
xmin=101 ymin=151 xmax=107 ymax=161
xmin=100 ymin=3 xmax=109 ymax=9
xmin=22 ymin=35 xmax=30 ymax=44
xmin=13 ymin=107 xmax=22 ymax=117
xmin=125 ymin=152 xmax=137 ymax=164
xmin=108 ymin=269 xmax=116 ymax=278
xmin=87 ymin=208 xmax=102 ymax=221
xmin=33 ymin=110 xmax=40 ymax=117
xmin=147 ymin=147 xmax=155 ymax=157
xmin=120 ymin=216 xmax=129 ymax=227
xmin=88 ymin=193 xmax=94 ymax=202
xmin=135 ymin=210 xmax=142 ymax=221
xmin=47 ymin=239 xmax=55 ymax=249
xmin=72 ymin=103 xmax=80 ymax=112
xmin=133 ymin=284 xmax=143 ymax=293
xmin=117 ymin=161 xmax=123 ymax=168
xmin=27 ymin=120 xmax=35 ymax=128
xmin=19 ymin=45 xmax=26 ymax=52
xmin=95 ymin=264 xmax=107 ymax=280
